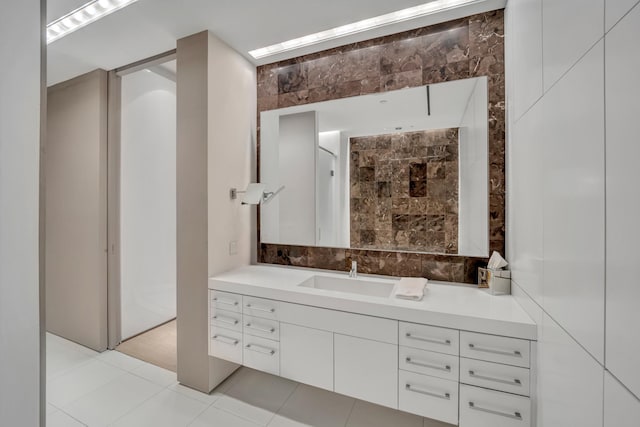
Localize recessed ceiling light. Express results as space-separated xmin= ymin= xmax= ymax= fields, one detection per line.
xmin=248 ymin=0 xmax=482 ymax=59
xmin=47 ymin=0 xmax=140 ymax=44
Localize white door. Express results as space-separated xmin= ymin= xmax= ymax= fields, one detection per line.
xmin=317 ymin=148 xmax=336 ymax=246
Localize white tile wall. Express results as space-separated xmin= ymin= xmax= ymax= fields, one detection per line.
xmin=506 ymin=0 xmax=543 ymax=120
xmin=507 ymin=0 xmax=640 ymax=425
xmin=542 ymin=0 xmax=604 ymax=91
xmin=509 ymin=100 xmax=544 ymax=306
xmin=537 ymin=313 xmax=604 ymax=427
xmin=604 ymin=1 xmax=640 ymax=399
xmin=541 ymin=40 xmax=605 ymax=364
xmin=605 ymin=0 xmax=640 ymax=31
xmin=604 ymin=372 xmax=640 ymax=427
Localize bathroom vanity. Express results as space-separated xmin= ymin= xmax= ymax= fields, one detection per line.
xmin=208 ymin=265 xmax=536 ymax=427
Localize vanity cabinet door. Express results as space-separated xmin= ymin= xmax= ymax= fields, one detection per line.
xmin=334 ymin=334 xmax=398 ymax=409
xmin=459 ymin=384 xmax=531 ymax=427
xmin=280 ymin=323 xmax=333 ymax=391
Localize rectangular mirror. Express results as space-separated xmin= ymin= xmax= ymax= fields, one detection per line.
xmin=260 ymin=76 xmax=488 ymax=257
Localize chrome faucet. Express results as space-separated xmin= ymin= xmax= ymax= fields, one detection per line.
xmin=349 ymin=261 xmax=358 ymax=278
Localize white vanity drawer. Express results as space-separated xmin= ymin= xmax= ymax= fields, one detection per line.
xmin=243 ymin=315 xmax=280 ymax=341
xmin=461 ymin=332 xmax=530 ymax=368
xmin=398 ymin=370 xmax=458 ymax=425
xmin=243 ymin=296 xmax=279 ymax=320
xmin=460 ymin=357 xmax=530 ymax=396
xmin=210 ymin=325 xmax=242 ymax=363
xmin=210 ymin=307 xmax=242 ymax=332
xmin=210 ymin=290 xmax=242 ymax=313
xmin=399 ymin=346 xmax=459 ymax=382
xmin=459 ymin=384 xmax=531 ymax=427
xmin=243 ymin=334 xmax=279 ymax=376
xmin=399 ymin=322 xmax=459 ymax=355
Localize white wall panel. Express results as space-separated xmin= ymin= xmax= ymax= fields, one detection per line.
xmin=605 ymin=2 xmax=640 ymax=398
xmin=542 ymin=0 xmax=604 ymax=91
xmin=605 ymin=0 xmax=640 ymax=31
xmin=507 ymin=0 xmax=543 ymax=120
xmin=0 ymin=1 xmax=43 ymax=424
xmin=604 ymin=372 xmax=640 ymax=427
xmin=509 ymin=100 xmax=544 ymax=306
xmin=542 ymin=41 xmax=605 ymax=363
xmin=537 ymin=313 xmax=603 ymax=427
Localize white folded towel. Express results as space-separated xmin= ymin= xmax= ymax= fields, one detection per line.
xmin=394 ymin=277 xmax=428 ymax=301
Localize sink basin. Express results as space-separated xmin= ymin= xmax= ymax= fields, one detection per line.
xmin=298 ymin=275 xmax=395 ymax=298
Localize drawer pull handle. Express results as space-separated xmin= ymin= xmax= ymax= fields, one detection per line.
xmin=213 ymin=297 xmax=239 ymax=306
xmin=213 ymin=315 xmax=239 ymax=326
xmin=245 ymin=323 xmax=275 ymax=333
xmin=468 ymin=370 xmax=522 ymax=386
xmin=468 ymin=402 xmax=523 ymax=420
xmin=212 ymin=335 xmax=239 ymax=346
xmin=405 ymin=357 xmax=451 ymax=372
xmin=405 ymin=384 xmax=450 ymax=400
xmin=468 ymin=343 xmax=522 ymax=357
xmin=246 ymin=303 xmax=275 ymax=313
xmin=405 ymin=333 xmax=451 ymax=346
xmin=245 ymin=344 xmax=276 ymax=355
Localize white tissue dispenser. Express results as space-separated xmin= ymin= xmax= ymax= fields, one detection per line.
xmin=478 ymin=268 xmax=511 ymax=295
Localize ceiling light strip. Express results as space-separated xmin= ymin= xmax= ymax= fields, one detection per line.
xmin=248 ymin=0 xmax=481 ymax=59
xmin=46 ymin=0 xmax=140 ymax=44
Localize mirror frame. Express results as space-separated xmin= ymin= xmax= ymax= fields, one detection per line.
xmin=255 ymin=10 xmax=505 ymax=284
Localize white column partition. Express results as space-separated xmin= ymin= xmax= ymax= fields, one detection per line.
xmin=0 ymin=1 xmax=44 ymax=425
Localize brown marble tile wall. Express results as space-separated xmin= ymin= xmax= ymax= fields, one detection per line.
xmin=350 ymin=129 xmax=459 ymax=254
xmin=257 ymin=10 xmax=505 ymax=284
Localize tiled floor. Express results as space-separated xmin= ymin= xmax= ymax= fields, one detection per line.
xmin=46 ymin=333 xmax=453 ymax=427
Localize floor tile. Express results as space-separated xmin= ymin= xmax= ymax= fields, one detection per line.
xmin=131 ymin=361 xmax=178 ymax=388
xmin=47 ymin=333 xmax=98 ymax=356
xmin=189 ymin=405 xmax=262 ymax=427
xmin=214 ymin=369 xmax=297 ymax=425
xmin=213 ymin=369 xmax=297 ymax=426
xmin=96 ymin=350 xmax=145 ymax=372
xmin=168 ymin=383 xmax=221 ymax=405
xmin=47 ymin=360 xmax=126 ymax=407
xmin=276 ymin=384 xmax=355 ymax=427
xmin=62 ymin=373 xmax=163 ymax=427
xmin=267 ymin=415 xmax=313 ymax=427
xmin=423 ymin=417 xmax=455 ymax=427
xmin=111 ymin=389 xmax=208 ymax=427
xmin=46 ymin=334 xmax=98 ymax=380
xmin=47 ymin=410 xmax=86 ymax=427
xmin=213 ymin=395 xmax=277 ymax=426
xmin=215 ymin=366 xmax=248 ymax=394
xmin=346 ymin=400 xmax=423 ymax=427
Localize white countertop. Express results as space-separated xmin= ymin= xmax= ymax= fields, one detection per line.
xmin=208 ymin=264 xmax=537 ymax=340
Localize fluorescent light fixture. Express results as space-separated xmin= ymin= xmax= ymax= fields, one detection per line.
xmin=47 ymin=0 xmax=140 ymax=44
xmin=248 ymin=0 xmax=480 ymax=59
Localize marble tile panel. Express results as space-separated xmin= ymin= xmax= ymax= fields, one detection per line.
xmin=381 ymin=69 xmax=423 ymax=91
xmin=277 ymin=63 xmax=307 ymax=94
xmin=278 ymin=90 xmax=309 ymax=108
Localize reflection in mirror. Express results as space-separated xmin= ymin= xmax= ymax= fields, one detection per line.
xmin=260 ymin=76 xmax=488 ymax=257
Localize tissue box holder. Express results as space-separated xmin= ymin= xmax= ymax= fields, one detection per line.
xmin=478 ymin=268 xmax=511 ymax=295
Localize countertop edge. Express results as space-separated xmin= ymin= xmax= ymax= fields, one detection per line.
xmin=208 ymin=274 xmax=538 ymax=341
